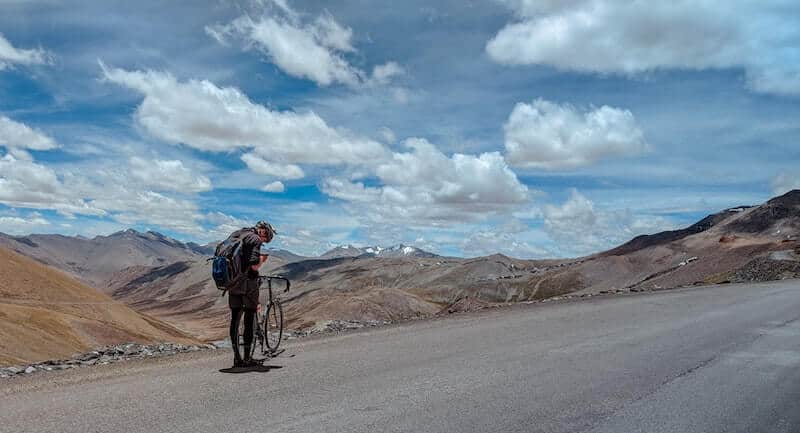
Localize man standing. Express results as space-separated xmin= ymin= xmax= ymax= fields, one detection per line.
xmin=228 ymin=220 xmax=275 ymax=367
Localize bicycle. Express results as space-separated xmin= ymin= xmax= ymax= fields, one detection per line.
xmin=236 ymin=275 xmax=290 ymax=360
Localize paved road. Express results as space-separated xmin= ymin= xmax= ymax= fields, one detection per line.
xmin=3 ymin=281 xmax=800 ymax=433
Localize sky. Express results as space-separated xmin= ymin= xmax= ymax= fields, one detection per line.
xmin=0 ymin=0 xmax=799 ymax=258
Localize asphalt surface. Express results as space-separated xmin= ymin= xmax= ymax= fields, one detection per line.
xmin=2 ymin=280 xmax=800 ymax=433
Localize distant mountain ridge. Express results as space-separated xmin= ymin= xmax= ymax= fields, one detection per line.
xmin=321 ymin=243 xmax=439 ymax=259
xmin=3 ymin=190 xmax=799 ymax=342
xmin=0 ymin=228 xmax=209 ymax=288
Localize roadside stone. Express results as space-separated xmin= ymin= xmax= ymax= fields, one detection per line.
xmin=24 ymin=366 xmax=36 ymax=374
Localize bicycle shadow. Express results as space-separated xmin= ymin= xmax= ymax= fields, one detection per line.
xmin=219 ymin=364 xmax=284 ymax=374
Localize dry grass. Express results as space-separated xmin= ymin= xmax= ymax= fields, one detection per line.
xmin=0 ymin=247 xmax=198 ymax=366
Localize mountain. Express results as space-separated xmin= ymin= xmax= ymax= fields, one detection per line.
xmin=121 ymin=190 xmax=799 ymax=339
xmin=319 ymin=244 xmax=366 ymax=259
xmin=321 ymin=244 xmax=439 ymax=259
xmin=0 ymin=246 xmax=197 ymax=366
xmin=0 ymin=229 xmax=210 ymax=289
xmin=7 ymin=191 xmax=799 ymax=342
xmin=263 ymin=247 xmax=310 ymax=263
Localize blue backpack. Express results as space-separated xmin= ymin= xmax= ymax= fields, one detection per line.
xmin=211 ymin=231 xmax=247 ymax=292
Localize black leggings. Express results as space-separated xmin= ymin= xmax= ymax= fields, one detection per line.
xmin=230 ymin=307 xmax=255 ymax=358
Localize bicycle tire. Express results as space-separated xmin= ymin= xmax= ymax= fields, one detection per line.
xmin=253 ymin=310 xmax=266 ymax=356
xmin=265 ymin=300 xmax=284 ymax=352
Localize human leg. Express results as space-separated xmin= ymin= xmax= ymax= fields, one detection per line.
xmin=242 ymin=309 xmax=255 ymax=364
xmin=229 ymin=305 xmax=244 ymax=367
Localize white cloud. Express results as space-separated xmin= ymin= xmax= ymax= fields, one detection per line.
xmin=262 ymin=181 xmax=285 ymax=193
xmin=91 ymin=190 xmax=202 ymax=234
xmin=772 ymin=173 xmax=800 ymax=195
xmin=462 ymin=228 xmax=552 ymax=258
xmin=207 ymin=1 xmax=402 ymax=88
xmin=487 ymin=1 xmax=800 ymax=96
xmin=0 ymin=213 xmax=49 ymax=235
xmin=504 ymin=99 xmax=648 ymax=169
xmin=205 ymin=211 xmax=252 ymax=241
xmin=129 ymin=157 xmax=212 ymax=193
xmin=378 ymin=127 xmax=396 ymax=144
xmin=321 ymin=138 xmax=530 ymax=222
xmin=0 ymin=32 xmax=49 ymax=69
xmin=100 ymin=64 xmax=390 ymax=176
xmin=241 ymin=153 xmax=304 ymax=180
xmin=0 ymin=147 xmax=206 ymax=235
xmin=0 ymin=154 xmax=104 ymax=217
xmin=542 ymin=189 xmax=675 ymax=257
xmin=0 ymin=115 xmax=59 ymax=154
xmin=371 ymin=61 xmax=405 ymax=85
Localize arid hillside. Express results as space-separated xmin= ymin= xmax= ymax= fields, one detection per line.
xmin=5 ymin=191 xmax=799 ymax=342
xmin=0 ymin=247 xmax=198 ymax=366
xmin=102 ymin=191 xmax=800 ymax=340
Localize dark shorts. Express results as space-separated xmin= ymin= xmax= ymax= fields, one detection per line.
xmin=228 ymin=279 xmax=260 ymax=310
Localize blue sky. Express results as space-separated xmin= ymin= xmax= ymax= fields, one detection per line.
xmin=0 ymin=0 xmax=799 ymax=258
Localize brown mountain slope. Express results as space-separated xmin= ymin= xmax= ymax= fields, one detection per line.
xmin=0 ymin=247 xmax=198 ymax=366
xmin=36 ymin=190 xmax=800 ymax=341
xmin=101 ymin=256 xmax=291 ymax=340
xmin=561 ymin=190 xmax=800 ymax=293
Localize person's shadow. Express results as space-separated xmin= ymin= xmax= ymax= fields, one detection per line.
xmin=219 ymin=363 xmax=283 ymax=374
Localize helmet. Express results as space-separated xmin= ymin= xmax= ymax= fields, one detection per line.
xmin=255 ymin=220 xmax=276 ymax=242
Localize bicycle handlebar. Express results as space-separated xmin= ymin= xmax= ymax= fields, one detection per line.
xmin=257 ymin=275 xmax=291 ymax=293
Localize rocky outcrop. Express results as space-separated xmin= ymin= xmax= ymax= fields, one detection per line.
xmin=0 ymin=342 xmax=215 ymax=379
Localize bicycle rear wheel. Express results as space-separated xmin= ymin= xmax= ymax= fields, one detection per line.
xmin=264 ymin=300 xmax=284 ymax=352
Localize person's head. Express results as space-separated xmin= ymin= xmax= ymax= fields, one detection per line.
xmin=255 ymin=220 xmax=276 ymax=243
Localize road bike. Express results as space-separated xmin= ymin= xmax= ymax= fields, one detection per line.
xmin=237 ymin=275 xmax=290 ymax=360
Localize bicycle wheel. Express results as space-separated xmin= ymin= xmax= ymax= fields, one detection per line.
xmin=264 ymin=300 xmax=284 ymax=352
xmin=236 ymin=311 xmax=257 ymax=360
xmin=253 ymin=310 xmax=266 ymax=356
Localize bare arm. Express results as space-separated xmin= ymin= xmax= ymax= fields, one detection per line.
xmin=250 ymin=254 xmax=268 ymax=271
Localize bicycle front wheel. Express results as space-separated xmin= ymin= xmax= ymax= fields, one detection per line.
xmin=265 ymin=300 xmax=284 ymax=352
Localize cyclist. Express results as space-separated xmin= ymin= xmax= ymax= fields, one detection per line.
xmin=228 ymin=220 xmax=275 ymax=367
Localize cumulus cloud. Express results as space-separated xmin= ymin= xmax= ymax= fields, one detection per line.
xmin=0 ymin=213 xmax=49 ymax=235
xmin=543 ymin=189 xmax=675 ymax=257
xmin=0 ymin=144 xmax=206 ymax=235
xmin=371 ymin=61 xmax=405 ymax=85
xmin=772 ymin=173 xmax=800 ymax=195
xmin=0 ymin=115 xmax=59 ymax=157
xmin=487 ymin=0 xmax=800 ymax=96
xmin=206 ymin=1 xmax=402 ymax=87
xmin=262 ymin=181 xmax=285 ymax=193
xmin=504 ymin=99 xmax=648 ymax=169
xmin=378 ymin=127 xmax=397 ymax=144
xmin=205 ymin=211 xmax=251 ymax=241
xmin=0 ymin=154 xmax=104 ymax=217
xmin=462 ymin=228 xmax=552 ymax=258
xmin=100 ymin=63 xmax=390 ymax=177
xmin=241 ymin=153 xmax=304 ymax=180
xmin=129 ymin=157 xmax=212 ymax=193
xmin=321 ymin=138 xmax=529 ymax=222
xmin=91 ymin=189 xmax=202 ymax=234
xmin=0 ymin=33 xmax=50 ymax=69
